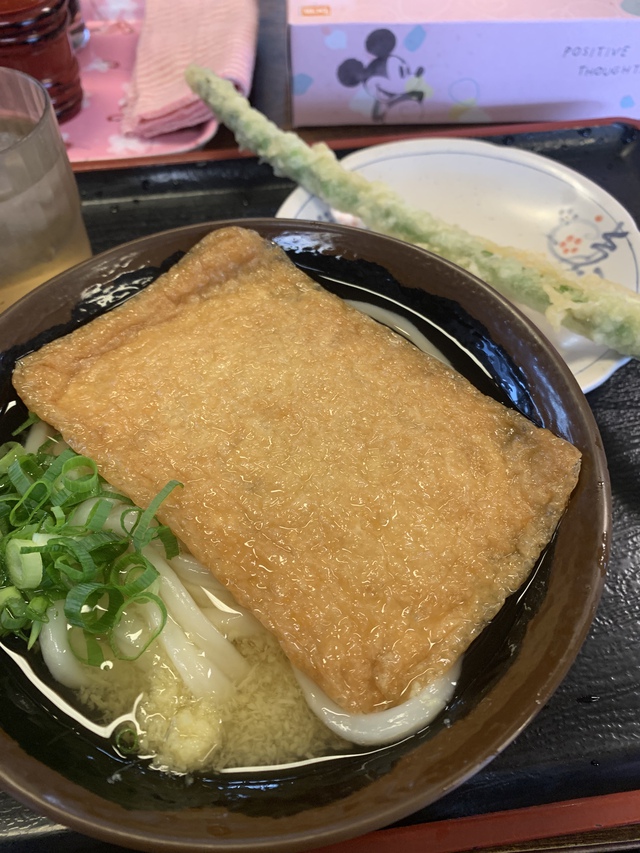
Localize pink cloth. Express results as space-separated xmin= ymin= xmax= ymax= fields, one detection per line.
xmin=61 ymin=0 xmax=258 ymax=164
xmin=121 ymin=0 xmax=258 ymax=139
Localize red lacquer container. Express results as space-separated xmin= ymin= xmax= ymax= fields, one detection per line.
xmin=0 ymin=0 xmax=83 ymax=122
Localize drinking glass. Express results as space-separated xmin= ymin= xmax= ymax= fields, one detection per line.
xmin=0 ymin=67 xmax=92 ymax=312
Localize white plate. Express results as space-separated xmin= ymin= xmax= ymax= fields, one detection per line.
xmin=277 ymin=138 xmax=639 ymax=393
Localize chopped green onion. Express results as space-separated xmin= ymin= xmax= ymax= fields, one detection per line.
xmin=59 ymin=455 xmax=99 ymax=496
xmin=109 ymin=592 xmax=167 ymax=661
xmin=0 ymin=586 xmax=22 ymax=608
xmin=9 ymin=479 xmax=52 ymax=527
xmin=6 ymin=458 xmax=33 ymax=497
xmin=85 ymin=498 xmax=115 ymax=532
xmin=5 ymin=538 xmax=43 ymax=589
xmin=40 ymin=448 xmax=77 ymax=484
xmin=67 ymin=625 xmax=106 ymax=666
xmin=48 ymin=505 xmax=66 ymax=529
xmin=0 ymin=598 xmax=28 ymax=631
xmin=153 ymin=525 xmax=180 ymax=560
xmin=50 ymin=537 xmax=98 ymax=584
xmin=0 ymin=419 xmax=182 ymax=667
xmin=11 ymin=413 xmax=40 ymax=436
xmin=110 ymin=553 xmax=159 ymax=597
xmin=26 ymin=595 xmax=49 ymax=649
xmin=0 ymin=443 xmax=25 ymax=474
xmin=114 ymin=724 xmax=140 ymax=755
xmin=64 ymin=582 xmax=125 ymax=634
xmin=131 ymin=480 xmax=182 ymax=552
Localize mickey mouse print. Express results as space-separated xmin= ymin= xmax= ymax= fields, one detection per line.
xmin=336 ymin=29 xmax=432 ymax=121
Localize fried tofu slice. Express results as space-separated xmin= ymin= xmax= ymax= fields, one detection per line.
xmin=13 ymin=226 xmax=581 ymax=714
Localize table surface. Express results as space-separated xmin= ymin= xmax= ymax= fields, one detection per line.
xmin=2 ymin=1 xmax=640 ymax=850
xmin=0 ymin=119 xmax=638 ymax=853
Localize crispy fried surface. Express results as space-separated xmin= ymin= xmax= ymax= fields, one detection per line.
xmin=13 ymin=226 xmax=581 ymax=714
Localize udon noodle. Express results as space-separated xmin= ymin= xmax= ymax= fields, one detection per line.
xmin=22 ymin=423 xmax=457 ymax=775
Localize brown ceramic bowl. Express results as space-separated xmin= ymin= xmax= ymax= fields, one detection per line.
xmin=0 ymin=220 xmax=610 ymax=852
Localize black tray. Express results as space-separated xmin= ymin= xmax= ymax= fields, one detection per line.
xmin=1 ymin=121 xmax=640 ymax=852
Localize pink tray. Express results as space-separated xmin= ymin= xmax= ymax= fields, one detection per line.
xmin=63 ymin=0 xmax=214 ymax=164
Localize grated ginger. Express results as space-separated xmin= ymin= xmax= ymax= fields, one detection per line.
xmin=79 ymin=632 xmax=345 ymax=774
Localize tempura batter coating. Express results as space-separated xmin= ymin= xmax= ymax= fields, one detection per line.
xmin=13 ymin=226 xmax=581 ymax=714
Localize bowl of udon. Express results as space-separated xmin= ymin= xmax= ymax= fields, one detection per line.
xmin=0 ymin=219 xmax=609 ymax=852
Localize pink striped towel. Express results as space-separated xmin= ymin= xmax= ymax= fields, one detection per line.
xmin=121 ymin=0 xmax=258 ymax=139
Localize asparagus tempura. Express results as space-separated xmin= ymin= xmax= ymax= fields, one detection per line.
xmin=185 ymin=65 xmax=640 ymax=359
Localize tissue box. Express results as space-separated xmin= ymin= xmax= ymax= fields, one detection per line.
xmin=288 ymin=0 xmax=640 ymax=126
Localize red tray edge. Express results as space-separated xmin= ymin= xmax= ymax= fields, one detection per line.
xmin=71 ymin=116 xmax=640 ymax=173
xmin=319 ymin=788 xmax=640 ymax=853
